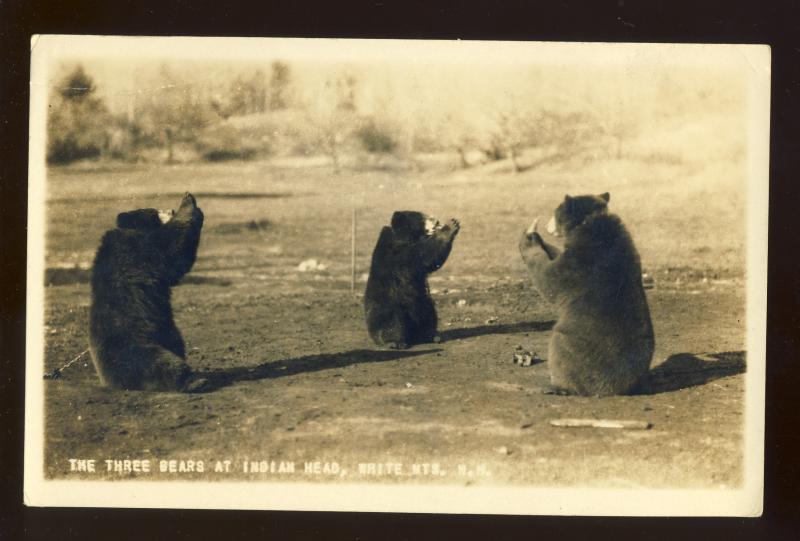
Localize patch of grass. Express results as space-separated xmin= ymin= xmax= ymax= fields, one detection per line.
xmin=44 ymin=147 xmax=746 ymax=278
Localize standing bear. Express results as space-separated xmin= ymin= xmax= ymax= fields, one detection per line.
xmin=519 ymin=193 xmax=654 ymax=396
xmin=89 ymin=192 xmax=204 ymax=391
xmin=365 ymin=211 xmax=460 ymax=349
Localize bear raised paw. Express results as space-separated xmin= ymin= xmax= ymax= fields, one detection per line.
xmin=519 ymin=193 xmax=655 ymax=396
xmin=88 ymin=193 xmax=204 ymax=391
xmin=365 ymin=211 xmax=460 ymax=349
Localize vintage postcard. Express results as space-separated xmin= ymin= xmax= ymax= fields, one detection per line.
xmin=24 ymin=36 xmax=769 ymax=515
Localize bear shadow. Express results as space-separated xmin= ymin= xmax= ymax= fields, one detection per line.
xmin=439 ymin=320 xmax=555 ymax=342
xmin=179 ymin=275 xmax=233 ymax=287
xmin=188 ymin=348 xmax=440 ymax=393
xmin=44 ymin=267 xmax=231 ymax=287
xmin=45 ymin=267 xmax=91 ymax=286
xmin=634 ymin=351 xmax=746 ymax=395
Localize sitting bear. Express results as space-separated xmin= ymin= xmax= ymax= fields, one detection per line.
xmin=89 ymin=192 xmax=204 ymax=391
xmin=365 ymin=211 xmax=460 ymax=349
xmin=519 ymin=193 xmax=654 ymax=396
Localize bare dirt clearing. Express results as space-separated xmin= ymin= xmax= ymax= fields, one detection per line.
xmin=40 ymin=155 xmax=747 ymax=488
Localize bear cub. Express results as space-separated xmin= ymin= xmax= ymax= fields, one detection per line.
xmin=519 ymin=193 xmax=654 ymax=396
xmin=89 ymin=192 xmax=204 ymax=391
xmin=365 ymin=211 xmax=460 ymax=349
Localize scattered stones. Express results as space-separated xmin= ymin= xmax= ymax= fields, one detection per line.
xmin=513 ymin=349 xmax=541 ymax=367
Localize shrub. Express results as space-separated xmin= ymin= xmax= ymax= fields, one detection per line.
xmin=194 ymin=122 xmax=262 ymax=161
xmin=355 ymin=118 xmax=397 ymax=154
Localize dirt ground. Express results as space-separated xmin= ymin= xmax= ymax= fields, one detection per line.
xmin=39 ymin=154 xmax=747 ymax=488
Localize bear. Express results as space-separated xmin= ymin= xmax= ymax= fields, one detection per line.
xmin=518 ymin=192 xmax=655 ymax=396
xmin=364 ymin=211 xmax=460 ymax=349
xmin=88 ymin=192 xmax=204 ymax=391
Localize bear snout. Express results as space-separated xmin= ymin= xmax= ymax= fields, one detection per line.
xmin=158 ymin=209 xmax=175 ymax=224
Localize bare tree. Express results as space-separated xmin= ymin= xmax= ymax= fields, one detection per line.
xmin=269 ymin=61 xmax=292 ymax=110
xmin=306 ymin=72 xmax=361 ymax=173
xmin=137 ymin=65 xmax=216 ymax=163
xmin=426 ymin=109 xmax=480 ymax=169
xmin=486 ymin=107 xmax=538 ymax=172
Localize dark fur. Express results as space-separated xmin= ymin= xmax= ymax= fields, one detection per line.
xmin=364 ymin=211 xmax=459 ymax=348
xmin=519 ymin=193 xmax=655 ymax=396
xmin=89 ymin=193 xmax=204 ymax=391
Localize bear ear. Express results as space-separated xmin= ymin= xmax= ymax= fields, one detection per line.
xmin=390 ymin=211 xmax=407 ymax=231
xmin=600 ymin=192 xmax=610 ymax=203
xmin=563 ymin=195 xmax=574 ymax=214
xmin=391 ymin=211 xmax=424 ymax=233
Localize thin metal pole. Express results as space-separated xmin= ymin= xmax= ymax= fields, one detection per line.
xmin=350 ymin=208 xmax=356 ymax=293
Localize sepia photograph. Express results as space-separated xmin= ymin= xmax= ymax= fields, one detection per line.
xmin=24 ymin=36 xmax=769 ymax=515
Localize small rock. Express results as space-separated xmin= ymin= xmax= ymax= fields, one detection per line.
xmin=513 ymin=351 xmax=540 ymax=367
xmin=297 ymin=259 xmax=327 ymax=272
xmin=457 ymin=299 xmax=467 ymax=308
xmin=485 ymin=316 xmax=499 ymax=324
xmin=405 ymin=382 xmax=413 ymax=388
xmin=494 ymin=446 xmax=510 ymax=455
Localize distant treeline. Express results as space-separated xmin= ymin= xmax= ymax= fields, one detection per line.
xmin=47 ymin=62 xmax=739 ymax=172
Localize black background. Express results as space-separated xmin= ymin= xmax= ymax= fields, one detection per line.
xmin=1 ymin=1 xmax=798 ymax=539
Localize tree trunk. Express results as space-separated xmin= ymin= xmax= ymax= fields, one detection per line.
xmin=330 ymin=145 xmax=340 ymax=174
xmin=456 ymin=147 xmax=469 ymax=168
xmin=510 ymin=147 xmax=521 ymax=173
xmin=165 ymin=128 xmax=175 ymax=164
